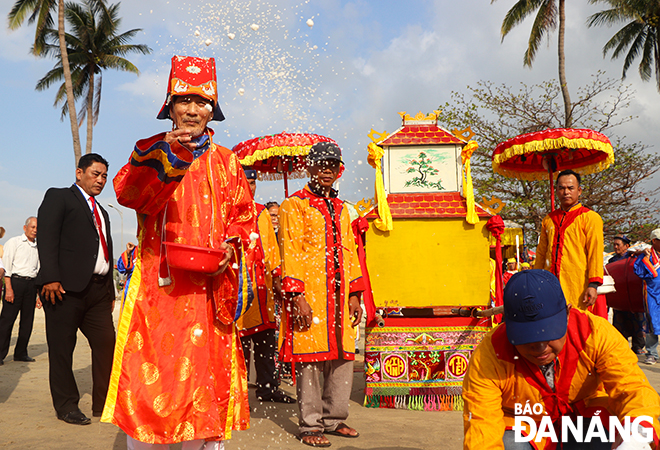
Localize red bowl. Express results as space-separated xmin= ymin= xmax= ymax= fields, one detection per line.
xmin=165 ymin=242 xmax=227 ymax=274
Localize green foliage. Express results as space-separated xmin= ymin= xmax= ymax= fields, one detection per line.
xmin=7 ymin=0 xmax=58 ymax=55
xmin=35 ymin=0 xmax=151 ymax=124
xmin=496 ymin=0 xmax=559 ymax=67
xmin=437 ymin=75 xmax=659 ymax=246
xmin=588 ymin=0 xmax=660 ymax=91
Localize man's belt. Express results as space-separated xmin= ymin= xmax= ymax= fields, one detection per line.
xmin=91 ymin=274 xmax=107 ymax=283
xmin=11 ymin=274 xmax=35 ymax=281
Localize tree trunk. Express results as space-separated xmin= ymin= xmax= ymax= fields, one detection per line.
xmin=58 ymin=0 xmax=82 ymax=167
xmin=558 ymin=0 xmax=572 ymax=128
xmin=86 ymin=67 xmax=94 ymax=154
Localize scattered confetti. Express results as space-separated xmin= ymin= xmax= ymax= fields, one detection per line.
xmin=204 ymin=38 xmax=213 ymax=46
xmin=306 ymin=18 xmax=314 ymax=28
xmin=250 ymin=23 xmax=260 ymax=31
xmin=227 ymin=32 xmax=235 ymax=40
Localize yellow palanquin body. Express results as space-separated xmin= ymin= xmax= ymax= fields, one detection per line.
xmin=366 ymin=217 xmax=490 ymax=308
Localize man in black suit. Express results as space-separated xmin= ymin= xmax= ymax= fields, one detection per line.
xmin=37 ymin=153 xmax=116 ymax=426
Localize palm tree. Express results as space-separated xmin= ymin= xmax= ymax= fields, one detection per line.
xmin=588 ymin=0 xmax=660 ymax=92
xmin=36 ymin=0 xmax=151 ymax=153
xmin=7 ymin=0 xmax=96 ymax=165
xmin=493 ymin=0 xmax=574 ymax=127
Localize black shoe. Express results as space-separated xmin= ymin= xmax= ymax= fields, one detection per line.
xmin=0 ymin=360 xmax=3 ymax=366
xmin=57 ymin=410 xmax=91 ymax=425
xmin=14 ymin=356 xmax=35 ymax=362
xmin=258 ymin=390 xmax=296 ymax=404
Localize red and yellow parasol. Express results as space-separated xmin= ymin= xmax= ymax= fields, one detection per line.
xmin=492 ymin=128 xmax=614 ymax=210
xmin=232 ymin=132 xmax=338 ymax=197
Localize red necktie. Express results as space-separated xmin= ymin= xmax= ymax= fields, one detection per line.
xmin=90 ymin=197 xmax=109 ymax=262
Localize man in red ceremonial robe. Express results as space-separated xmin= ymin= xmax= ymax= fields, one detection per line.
xmin=102 ymin=56 xmax=257 ymax=450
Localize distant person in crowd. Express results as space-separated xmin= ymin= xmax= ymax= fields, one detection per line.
xmin=279 ymin=142 xmax=364 ymax=447
xmin=116 ymin=242 xmax=137 ymax=310
xmin=634 ymin=228 xmax=660 ymax=365
xmin=502 ymin=257 xmax=518 ymax=286
xmin=0 ymin=226 xmax=4 ymax=300
xmin=263 ymin=200 xmax=291 ymax=382
xmin=37 ymin=153 xmax=116 ymax=425
xmin=237 ymin=169 xmax=294 ymax=404
xmin=535 ymin=169 xmax=604 ymax=310
xmin=463 ymin=269 xmax=660 ymax=449
xmin=0 ymin=226 xmax=6 ymax=259
xmin=104 ymin=55 xmax=256 ymax=449
xmin=519 ymin=262 xmax=530 ymax=271
xmin=265 ymin=201 xmax=280 ymax=238
xmin=0 ymin=217 xmax=40 ymax=365
xmin=610 ymin=235 xmax=647 ymax=355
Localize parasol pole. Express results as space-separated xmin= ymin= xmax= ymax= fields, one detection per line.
xmin=549 ymin=168 xmax=555 ymax=211
xmin=283 ymin=171 xmax=289 ymax=198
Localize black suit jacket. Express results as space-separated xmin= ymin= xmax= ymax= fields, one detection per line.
xmin=37 ymin=184 xmax=114 ymax=294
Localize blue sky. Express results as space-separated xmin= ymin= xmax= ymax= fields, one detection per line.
xmin=1 ymin=0 xmax=659 ymax=255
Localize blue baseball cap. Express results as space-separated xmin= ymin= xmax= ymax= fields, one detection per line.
xmin=613 ymin=235 xmax=631 ymax=245
xmin=243 ymin=167 xmax=258 ymax=180
xmin=503 ymin=269 xmax=568 ymax=346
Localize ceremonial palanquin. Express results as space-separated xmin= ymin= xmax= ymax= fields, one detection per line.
xmin=358 ymin=112 xmax=493 ymax=411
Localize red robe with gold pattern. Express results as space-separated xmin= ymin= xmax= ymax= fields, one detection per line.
xmin=101 ymin=131 xmax=256 ymax=444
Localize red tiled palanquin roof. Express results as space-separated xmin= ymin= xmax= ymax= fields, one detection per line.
xmin=366 ymin=192 xmax=491 ymax=219
xmin=379 ymin=124 xmax=465 ymax=146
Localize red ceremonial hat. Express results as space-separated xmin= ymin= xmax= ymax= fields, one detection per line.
xmin=157 ymin=55 xmax=225 ymax=122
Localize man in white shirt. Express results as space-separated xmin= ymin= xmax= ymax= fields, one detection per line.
xmin=0 ymin=217 xmax=40 ymax=365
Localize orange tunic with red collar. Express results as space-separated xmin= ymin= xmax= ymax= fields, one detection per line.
xmin=463 ymin=309 xmax=660 ymax=449
xmin=278 ymin=185 xmax=365 ymax=363
xmin=101 ymin=132 xmax=256 ymax=444
xmin=534 ymin=203 xmax=604 ymax=309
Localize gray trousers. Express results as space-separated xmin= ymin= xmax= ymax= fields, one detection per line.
xmin=296 ymin=359 xmax=354 ymax=433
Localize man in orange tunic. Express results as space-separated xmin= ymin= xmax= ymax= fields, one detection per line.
xmin=102 ymin=56 xmax=256 ymax=450
xmin=534 ymin=169 xmax=604 ymax=311
xmin=278 ymin=142 xmax=364 ymax=447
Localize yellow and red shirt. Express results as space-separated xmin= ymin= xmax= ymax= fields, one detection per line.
xmin=534 ymin=203 xmax=604 ymax=309
xmin=278 ymin=185 xmax=364 ymax=363
xmin=463 ymin=309 xmax=660 ymax=449
xmin=237 ymin=204 xmax=281 ymax=335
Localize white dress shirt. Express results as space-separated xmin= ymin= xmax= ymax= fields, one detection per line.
xmin=75 ymin=184 xmax=110 ymax=276
xmin=2 ymin=233 xmax=39 ymax=278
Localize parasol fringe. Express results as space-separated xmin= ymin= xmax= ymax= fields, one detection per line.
xmin=492 ymin=137 xmax=615 ymax=180
xmin=493 ymin=136 xmax=614 ymax=165
xmin=239 ymin=145 xmax=315 ymax=166
xmin=493 ymin=158 xmax=614 ymax=181
xmin=257 ymin=170 xmax=308 ymax=181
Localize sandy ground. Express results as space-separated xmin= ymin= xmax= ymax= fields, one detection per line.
xmin=1 ymin=307 xmax=659 ymax=450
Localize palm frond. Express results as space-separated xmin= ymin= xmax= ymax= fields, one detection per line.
xmin=500 ymin=0 xmax=547 ymax=38
xmin=524 ymin=1 xmax=557 ymax=66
